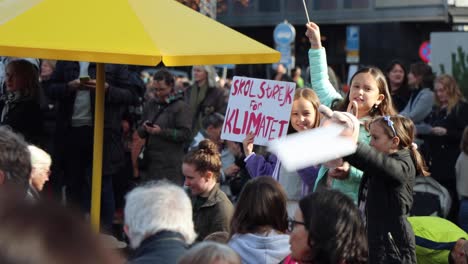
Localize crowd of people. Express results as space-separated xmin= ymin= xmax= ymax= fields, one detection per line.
xmin=0 ymin=19 xmax=467 ymax=264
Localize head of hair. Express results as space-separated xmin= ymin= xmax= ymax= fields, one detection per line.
xmin=230 ymin=176 xmax=288 ymax=238
xmin=288 ymin=88 xmax=321 ymax=134
xmin=202 ymin=112 xmax=225 ymax=130
xmin=369 ymin=115 xmax=430 ymax=177
xmin=298 ymin=189 xmax=368 ymax=264
xmin=461 ymin=127 xmax=468 ymax=155
xmin=192 ymin=65 xmax=218 ymax=87
xmin=385 ymin=60 xmax=409 ymax=94
xmin=6 ymin=59 xmax=40 ymax=99
xmin=183 ymin=139 xmax=222 ymax=181
xmin=0 ymin=127 xmax=31 ymax=194
xmin=153 ymin=68 xmax=175 ymax=87
xmin=203 ymin=231 xmax=229 ymax=244
xmin=178 ymin=241 xmax=241 ymax=264
xmin=41 ymin=59 xmax=57 ymax=70
xmin=334 ymin=67 xmax=396 ymax=117
xmin=124 ymin=180 xmax=196 ymax=248
xmin=28 ymin=145 xmax=52 ymax=170
xmin=0 ymin=193 xmax=120 ymax=264
xmin=410 ymin=62 xmax=434 ymax=89
xmin=434 ymin=74 xmax=464 ymax=114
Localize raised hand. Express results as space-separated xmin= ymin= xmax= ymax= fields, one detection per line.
xmin=305 ymin=22 xmax=322 ymax=49
xmin=242 ymin=132 xmax=255 ymax=156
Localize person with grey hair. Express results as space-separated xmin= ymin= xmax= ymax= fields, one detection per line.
xmin=186 ymin=65 xmax=227 ymax=139
xmin=124 ymin=181 xmax=196 ymax=264
xmin=178 ymin=241 xmax=241 ymax=264
xmin=0 ymin=127 xmax=31 ymax=196
xmin=26 ymin=145 xmax=52 ymax=201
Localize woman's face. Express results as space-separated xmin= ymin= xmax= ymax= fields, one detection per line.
xmin=388 ymin=64 xmax=405 ymax=87
xmin=289 ymin=208 xmax=311 ymax=262
xmin=407 ymin=72 xmax=420 ymax=88
xmin=31 ymin=164 xmax=51 ymax=191
xmin=349 ymin=72 xmax=384 ymax=118
xmin=183 ymin=163 xmax=213 ymax=196
xmin=290 ymin=97 xmax=317 ymax=132
xmin=434 ymin=81 xmax=449 ymax=106
xmin=40 ymin=62 xmax=54 ymax=78
xmin=5 ymin=66 xmax=25 ymax=92
xmin=193 ymin=66 xmax=207 ymax=83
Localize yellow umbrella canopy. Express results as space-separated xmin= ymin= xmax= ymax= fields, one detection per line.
xmin=0 ymin=0 xmax=280 ymax=66
xmin=0 ymin=0 xmax=280 ymax=231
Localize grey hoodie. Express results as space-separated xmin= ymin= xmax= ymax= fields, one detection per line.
xmin=228 ymin=231 xmax=290 ymax=264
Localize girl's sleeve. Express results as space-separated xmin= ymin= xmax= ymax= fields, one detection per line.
xmin=345 ymin=143 xmax=414 ymax=185
xmin=308 ymin=48 xmax=342 ymax=107
xmin=244 ymin=153 xmax=278 ymax=178
xmin=297 ymin=165 xmax=320 ymax=190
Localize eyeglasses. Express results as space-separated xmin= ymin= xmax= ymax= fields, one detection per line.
xmin=287 ymin=217 xmax=305 ymax=232
xmin=383 ymin=116 xmax=397 ymax=137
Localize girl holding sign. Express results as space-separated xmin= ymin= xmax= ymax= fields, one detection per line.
xmin=305 ymin=21 xmax=396 ymax=203
xmin=243 ymin=88 xmax=321 ymax=216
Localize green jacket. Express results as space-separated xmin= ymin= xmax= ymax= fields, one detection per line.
xmin=309 ymin=48 xmax=368 ymax=203
xmin=408 ymin=216 xmax=468 ymax=264
xmin=192 ymin=184 xmax=234 ymax=241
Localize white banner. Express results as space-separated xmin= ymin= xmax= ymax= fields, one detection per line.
xmin=221 ymin=76 xmax=295 ymax=146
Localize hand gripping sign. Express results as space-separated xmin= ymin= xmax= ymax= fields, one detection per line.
xmin=221 ymin=76 xmax=296 ymax=146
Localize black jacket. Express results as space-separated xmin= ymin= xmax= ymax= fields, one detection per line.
xmin=420 ymin=101 xmax=468 ymax=183
xmin=346 ymin=143 xmax=416 ymax=264
xmin=0 ymin=96 xmax=43 ymax=145
xmin=128 ymin=231 xmax=188 ymax=264
xmin=43 ymin=62 xmax=138 ymax=175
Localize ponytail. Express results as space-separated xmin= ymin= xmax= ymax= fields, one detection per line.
xmin=409 ymin=144 xmax=430 ymax=177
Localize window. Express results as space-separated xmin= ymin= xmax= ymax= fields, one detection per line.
xmin=259 ymin=0 xmax=280 ymax=12
xmin=344 ymin=0 xmax=369 ymax=9
xmin=312 ymin=0 xmax=337 ymax=10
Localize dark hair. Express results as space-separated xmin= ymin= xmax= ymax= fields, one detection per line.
xmin=153 ymin=68 xmax=175 ymax=86
xmin=202 ymin=112 xmax=225 ymax=130
xmin=6 ymin=59 xmax=40 ymax=100
xmin=298 ymin=189 xmax=368 ymax=264
xmin=0 ymin=127 xmax=31 ymax=194
xmin=385 ymin=60 xmax=409 ymax=96
xmin=288 ymin=88 xmax=321 ymax=134
xmin=461 ymin=127 xmax=468 ymax=155
xmin=334 ymin=67 xmax=396 ymax=118
xmin=229 ymin=176 xmax=288 ymax=238
xmin=0 ymin=194 xmax=120 ymax=264
xmin=183 ymin=139 xmax=222 ymax=180
xmin=369 ymin=115 xmax=430 ymax=177
xmin=409 ymin=62 xmax=434 ymax=90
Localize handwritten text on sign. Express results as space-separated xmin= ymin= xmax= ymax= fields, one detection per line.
xmin=221 ymin=76 xmax=295 ymax=146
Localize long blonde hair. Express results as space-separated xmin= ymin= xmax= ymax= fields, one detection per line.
xmin=434 ymin=74 xmax=464 ymax=114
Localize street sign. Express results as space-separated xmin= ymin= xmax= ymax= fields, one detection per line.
xmin=274 ymin=22 xmax=296 ymax=46
xmin=346 ymin=26 xmax=360 ymax=64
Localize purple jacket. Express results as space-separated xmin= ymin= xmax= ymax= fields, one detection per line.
xmin=245 ymin=153 xmax=319 ymax=196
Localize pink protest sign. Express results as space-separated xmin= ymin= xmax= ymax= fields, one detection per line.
xmin=221 ymin=76 xmax=296 ymax=146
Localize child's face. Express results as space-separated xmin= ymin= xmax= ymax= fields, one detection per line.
xmin=349 ymin=72 xmax=384 ymax=118
xmin=290 ymin=97 xmax=316 ymax=132
xmin=369 ymin=123 xmax=397 ymax=154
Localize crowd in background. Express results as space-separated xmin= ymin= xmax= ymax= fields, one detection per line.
xmin=0 ymin=18 xmax=467 ymax=264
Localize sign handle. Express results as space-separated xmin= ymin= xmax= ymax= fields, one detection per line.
xmin=302 ymin=0 xmax=310 ymax=23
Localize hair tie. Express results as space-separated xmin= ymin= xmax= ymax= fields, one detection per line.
xmin=411 ymin=143 xmax=418 ymax=150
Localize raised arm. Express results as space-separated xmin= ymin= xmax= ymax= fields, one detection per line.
xmin=306 ymin=22 xmax=342 ymax=107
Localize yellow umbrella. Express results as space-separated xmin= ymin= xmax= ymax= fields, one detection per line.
xmin=0 ymin=0 xmax=280 ymax=231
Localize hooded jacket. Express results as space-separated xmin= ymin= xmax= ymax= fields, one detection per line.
xmin=229 ymin=231 xmax=290 ymax=264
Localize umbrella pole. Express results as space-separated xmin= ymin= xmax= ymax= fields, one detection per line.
xmin=90 ymin=63 xmax=105 ymax=232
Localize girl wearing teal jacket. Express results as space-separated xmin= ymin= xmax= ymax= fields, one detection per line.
xmin=306 ymin=22 xmax=396 ymax=203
